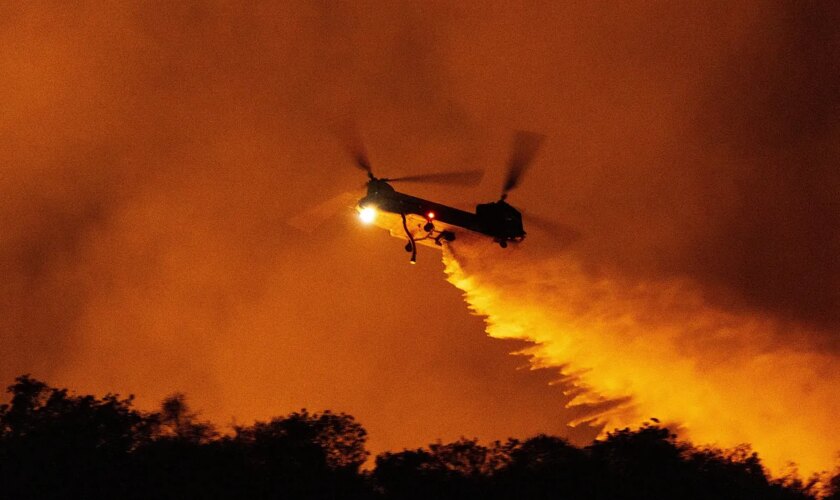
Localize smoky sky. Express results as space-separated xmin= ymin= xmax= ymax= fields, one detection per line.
xmin=688 ymin=2 xmax=840 ymax=334
xmin=1 ymin=0 xmax=838 ymax=453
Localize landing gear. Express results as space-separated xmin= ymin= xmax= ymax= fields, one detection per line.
xmin=400 ymin=213 xmax=417 ymax=264
xmin=499 ymin=240 xmax=508 ymax=248
xmin=401 ymin=213 xmax=456 ymax=261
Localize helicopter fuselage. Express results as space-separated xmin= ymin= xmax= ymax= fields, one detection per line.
xmin=357 ymin=179 xmax=525 ymax=257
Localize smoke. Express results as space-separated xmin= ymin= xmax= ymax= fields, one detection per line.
xmin=443 ymin=242 xmax=840 ymax=477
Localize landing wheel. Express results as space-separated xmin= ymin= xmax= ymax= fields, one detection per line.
xmin=499 ymin=240 xmax=508 ymax=248
xmin=405 ymin=242 xmax=413 ymax=252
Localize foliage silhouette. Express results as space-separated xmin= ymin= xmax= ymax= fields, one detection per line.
xmin=0 ymin=375 xmax=152 ymax=498
xmin=374 ymin=438 xmax=506 ymax=499
xmin=493 ymin=434 xmax=597 ymax=499
xmin=0 ymin=375 xmax=834 ymax=499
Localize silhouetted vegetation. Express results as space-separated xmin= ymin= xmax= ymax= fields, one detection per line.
xmin=0 ymin=376 xmax=835 ymax=499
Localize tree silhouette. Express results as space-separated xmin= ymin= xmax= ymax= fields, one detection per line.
xmin=0 ymin=375 xmax=826 ymax=499
xmin=374 ymin=438 xmax=506 ymax=499
xmin=0 ymin=375 xmax=152 ymax=498
xmin=494 ymin=434 xmax=596 ymax=499
xmin=233 ymin=409 xmax=367 ymax=470
xmin=154 ymin=392 xmax=217 ymax=443
xmin=229 ymin=409 xmax=371 ymax=498
xmin=826 ymin=470 xmax=840 ymax=500
xmin=131 ymin=393 xmax=223 ymax=498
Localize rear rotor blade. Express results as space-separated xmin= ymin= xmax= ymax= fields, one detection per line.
xmin=502 ymin=131 xmax=545 ymax=197
xmin=523 ymin=212 xmax=580 ymax=247
xmin=387 ymin=169 xmax=484 ymax=186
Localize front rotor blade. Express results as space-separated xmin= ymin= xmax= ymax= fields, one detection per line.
xmin=388 ymin=170 xmax=484 ymax=186
xmin=336 ymin=118 xmax=374 ymax=177
xmin=288 ymin=192 xmax=361 ymax=233
xmin=502 ymin=131 xmax=545 ymax=195
xmin=352 ymin=150 xmax=373 ymax=176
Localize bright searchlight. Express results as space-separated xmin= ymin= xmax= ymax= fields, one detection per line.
xmin=358 ymin=206 xmax=377 ymax=224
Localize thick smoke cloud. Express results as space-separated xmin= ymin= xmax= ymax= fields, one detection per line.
xmin=1 ymin=0 xmax=837 ymax=468
xmin=685 ymin=2 xmax=840 ymax=334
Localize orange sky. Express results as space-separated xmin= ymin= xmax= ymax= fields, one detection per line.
xmin=1 ymin=1 xmax=838 ymax=471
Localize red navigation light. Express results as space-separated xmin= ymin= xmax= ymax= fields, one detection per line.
xmin=427 ymin=211 xmax=436 ymax=220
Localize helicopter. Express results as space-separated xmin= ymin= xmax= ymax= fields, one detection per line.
xmin=351 ymin=131 xmax=546 ymax=263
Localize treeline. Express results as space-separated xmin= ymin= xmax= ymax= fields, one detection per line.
xmin=0 ymin=376 xmax=837 ymax=499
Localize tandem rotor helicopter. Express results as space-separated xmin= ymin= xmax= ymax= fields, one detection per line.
xmin=349 ymin=131 xmax=547 ymax=263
